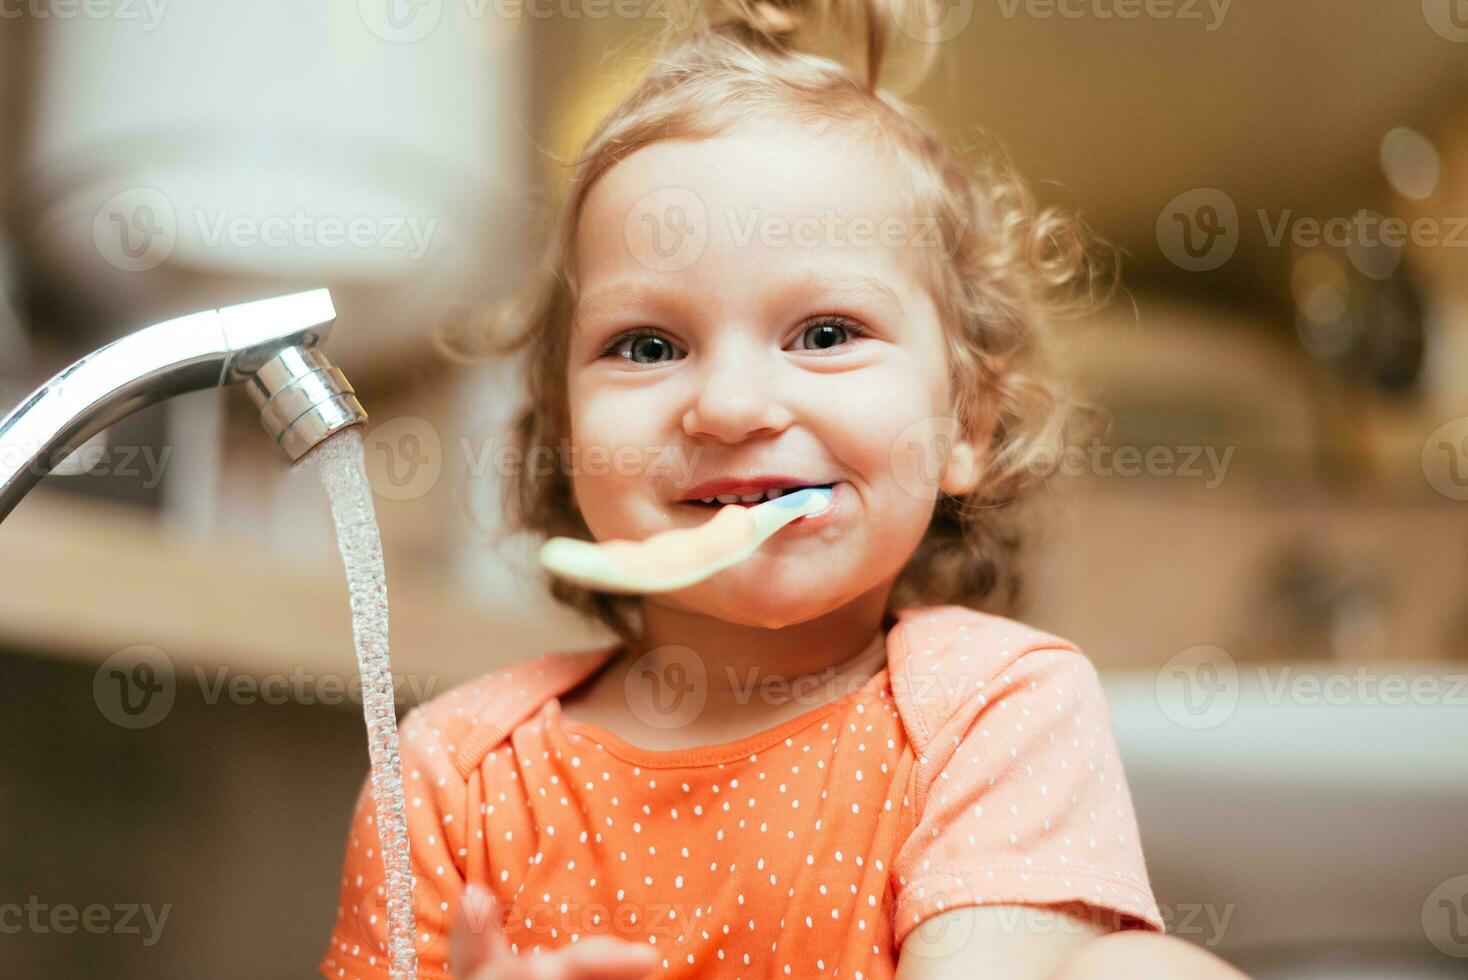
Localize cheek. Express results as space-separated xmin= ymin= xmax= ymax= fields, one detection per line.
xmin=870 ymin=448 xmax=941 ymax=551
xmin=853 ymin=380 xmax=954 ymax=507
xmin=566 ymin=388 xmax=667 ymax=538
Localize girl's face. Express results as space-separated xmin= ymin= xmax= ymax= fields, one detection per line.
xmin=566 ymin=121 xmax=972 ymax=629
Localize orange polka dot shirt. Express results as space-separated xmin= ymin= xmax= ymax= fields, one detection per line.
xmin=319 ymin=605 xmax=1164 ymax=979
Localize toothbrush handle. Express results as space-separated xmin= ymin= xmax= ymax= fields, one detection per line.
xmin=600 ymin=504 xmax=756 ymax=578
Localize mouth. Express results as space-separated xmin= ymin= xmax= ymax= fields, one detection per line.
xmin=677 ymin=481 xmax=839 ymax=507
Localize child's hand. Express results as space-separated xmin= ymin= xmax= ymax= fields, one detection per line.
xmin=450 ymin=886 xmax=660 ymax=980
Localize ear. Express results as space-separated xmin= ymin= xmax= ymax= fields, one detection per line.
xmin=939 ymin=406 xmax=995 ymax=497
xmin=939 ymin=440 xmax=981 ymax=496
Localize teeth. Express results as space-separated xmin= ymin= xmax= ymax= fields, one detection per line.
xmin=699 ymin=487 xmax=795 ymax=505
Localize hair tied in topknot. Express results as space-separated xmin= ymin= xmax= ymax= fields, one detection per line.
xmin=718 ymin=0 xmax=808 ymax=40
xmin=685 ymin=0 xmax=939 ymax=98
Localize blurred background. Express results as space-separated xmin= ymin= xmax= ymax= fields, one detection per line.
xmin=1 ymin=2 xmax=1467 ymax=977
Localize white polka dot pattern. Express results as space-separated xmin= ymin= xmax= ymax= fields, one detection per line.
xmin=317 ymin=605 xmax=1163 ymax=980
xmin=889 ymin=636 xmax=1163 ymax=948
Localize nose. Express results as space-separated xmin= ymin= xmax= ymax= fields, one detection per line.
xmin=681 ymin=334 xmax=793 ymax=444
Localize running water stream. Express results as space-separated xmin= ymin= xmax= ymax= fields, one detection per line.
xmin=297 ymin=425 xmax=418 ymax=980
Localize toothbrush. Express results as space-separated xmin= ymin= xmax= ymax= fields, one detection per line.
xmin=538 ymin=486 xmax=834 ymax=594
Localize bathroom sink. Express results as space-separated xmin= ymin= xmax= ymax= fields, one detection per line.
xmin=1099 ymin=662 xmax=1468 ymax=974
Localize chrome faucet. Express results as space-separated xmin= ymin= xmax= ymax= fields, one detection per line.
xmin=0 ymin=288 xmax=367 ymax=523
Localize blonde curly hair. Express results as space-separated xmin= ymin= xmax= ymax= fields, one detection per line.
xmin=439 ymin=0 xmax=1110 ymax=653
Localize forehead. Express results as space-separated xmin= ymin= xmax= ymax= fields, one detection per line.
xmin=574 ymin=121 xmax=929 ymax=303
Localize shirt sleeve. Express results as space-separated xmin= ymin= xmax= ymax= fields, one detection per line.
xmin=319 ymin=708 xmax=470 ymax=980
xmin=891 ymin=646 xmax=1165 ymax=948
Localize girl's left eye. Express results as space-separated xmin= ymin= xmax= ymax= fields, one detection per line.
xmin=793 ymin=316 xmax=868 ymax=352
xmin=599 ymin=316 xmax=869 ymax=364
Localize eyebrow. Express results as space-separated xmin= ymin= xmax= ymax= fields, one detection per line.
xmin=805 ymin=272 xmax=903 ymax=315
xmin=574 ymin=281 xmax=658 ymax=329
xmin=574 ymin=272 xmax=903 ymax=331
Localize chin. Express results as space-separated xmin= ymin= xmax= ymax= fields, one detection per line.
xmin=668 ymin=582 xmax=847 ymax=631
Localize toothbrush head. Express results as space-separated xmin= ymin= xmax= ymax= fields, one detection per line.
xmin=767 ymin=485 xmax=832 ymax=509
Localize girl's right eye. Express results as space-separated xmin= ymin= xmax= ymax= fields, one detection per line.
xmin=601 ymin=328 xmax=683 ymax=365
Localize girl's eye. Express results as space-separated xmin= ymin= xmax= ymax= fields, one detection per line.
xmin=601 ymin=330 xmax=683 ymax=365
xmin=598 ymin=316 xmax=869 ymax=364
xmin=793 ymin=315 xmax=867 ymax=352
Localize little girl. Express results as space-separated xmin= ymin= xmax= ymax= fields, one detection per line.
xmin=320 ymin=1 xmax=1247 ymax=977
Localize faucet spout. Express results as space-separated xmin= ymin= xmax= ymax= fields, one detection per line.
xmin=0 ymin=288 xmax=367 ymax=524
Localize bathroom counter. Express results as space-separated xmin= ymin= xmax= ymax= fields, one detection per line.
xmin=0 ymin=491 xmax=586 ymax=690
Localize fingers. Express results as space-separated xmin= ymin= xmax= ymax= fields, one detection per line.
xmin=450 ymin=885 xmax=511 ymax=978
xmin=551 ymin=935 xmax=660 ymax=980
xmin=449 ymin=887 xmax=659 ymax=980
